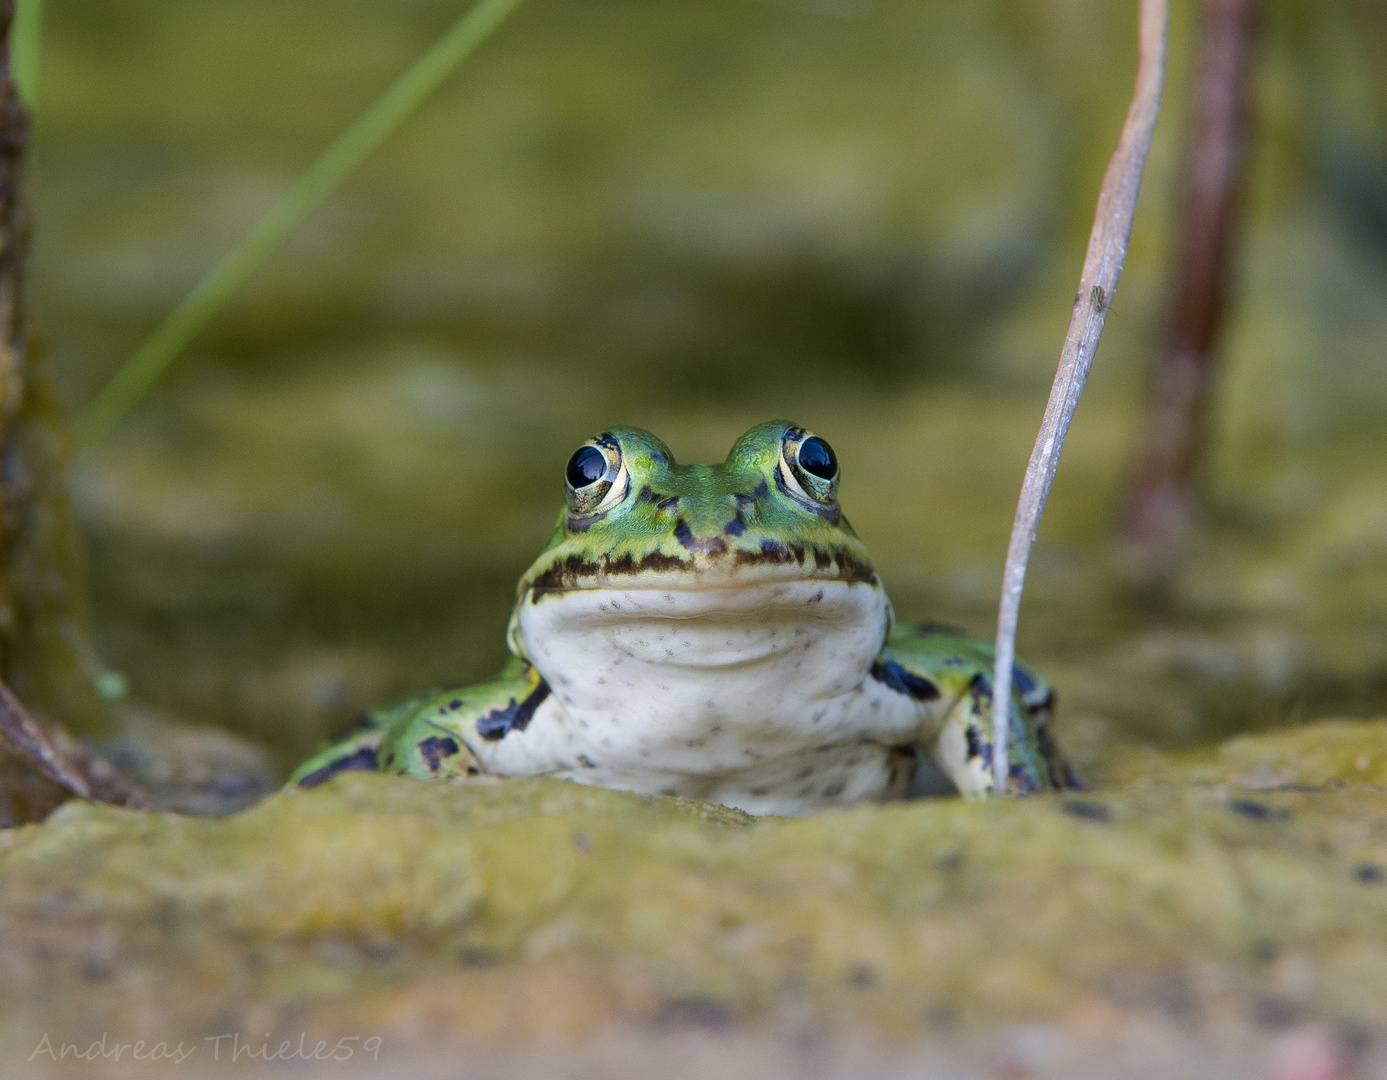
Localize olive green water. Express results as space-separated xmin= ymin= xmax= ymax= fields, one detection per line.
xmin=7 ymin=0 xmax=1387 ymax=1066
xmin=29 ymin=0 xmax=1387 ymax=776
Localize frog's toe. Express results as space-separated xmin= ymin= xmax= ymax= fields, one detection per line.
xmin=1037 ymin=721 xmax=1087 ymax=791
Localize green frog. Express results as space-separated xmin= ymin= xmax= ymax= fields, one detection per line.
xmin=290 ymin=422 xmax=1078 ymax=813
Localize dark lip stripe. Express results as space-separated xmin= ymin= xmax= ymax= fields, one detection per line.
xmin=526 ymin=544 xmax=876 ymax=598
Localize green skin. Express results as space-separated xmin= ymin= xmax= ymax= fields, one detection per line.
xmin=291 ymin=422 xmax=1077 ymax=809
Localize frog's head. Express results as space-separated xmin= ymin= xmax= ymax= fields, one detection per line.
xmin=508 ymin=423 xmax=892 ymax=702
xmin=518 ymin=421 xmax=878 ymax=599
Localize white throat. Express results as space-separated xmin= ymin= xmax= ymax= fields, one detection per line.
xmin=514 ymin=579 xmax=891 ymax=772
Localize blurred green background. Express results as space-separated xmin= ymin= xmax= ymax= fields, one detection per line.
xmin=26 ymin=0 xmax=1387 ymax=776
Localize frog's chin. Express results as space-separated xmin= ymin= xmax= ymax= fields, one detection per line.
xmin=514 ymin=576 xmax=891 ymax=740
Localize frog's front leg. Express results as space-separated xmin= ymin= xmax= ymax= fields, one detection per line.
xmin=929 ymin=670 xmax=1053 ymax=796
xmin=376 ymin=658 xmax=571 ymax=781
xmin=877 ymin=624 xmax=1082 ymax=797
xmin=290 ymin=658 xmax=558 ymax=788
xmin=289 ymin=693 xmax=436 ymax=787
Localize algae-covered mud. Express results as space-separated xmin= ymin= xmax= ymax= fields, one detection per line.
xmin=4 ymin=722 xmax=1387 ymax=1076
xmin=8 ymin=0 xmax=1387 ymax=1072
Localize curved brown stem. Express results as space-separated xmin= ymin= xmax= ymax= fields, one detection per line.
xmin=0 ymin=678 xmax=91 ymax=798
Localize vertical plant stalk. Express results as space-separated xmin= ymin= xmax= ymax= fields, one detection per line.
xmin=72 ymin=0 xmax=527 ymax=452
xmin=991 ymin=0 xmax=1169 ymax=792
xmin=0 ymin=0 xmax=110 ymax=739
xmin=1118 ymin=0 xmax=1259 ymax=561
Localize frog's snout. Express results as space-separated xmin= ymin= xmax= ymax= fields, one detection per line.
xmin=671 ymin=517 xmax=730 ymax=558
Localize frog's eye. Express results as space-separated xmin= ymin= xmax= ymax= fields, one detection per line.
xmin=797 ymin=437 xmax=838 ymax=481
xmin=564 ymin=436 xmax=627 ymax=517
xmin=566 ymin=446 xmax=606 ymax=489
xmin=779 ymin=429 xmax=840 ymax=507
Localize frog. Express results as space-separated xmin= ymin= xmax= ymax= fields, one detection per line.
xmin=290 ymin=421 xmax=1079 ymax=814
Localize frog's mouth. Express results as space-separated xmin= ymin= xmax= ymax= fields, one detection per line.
xmin=524 ymin=541 xmax=878 ymax=599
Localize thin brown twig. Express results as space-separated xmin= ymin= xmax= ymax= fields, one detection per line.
xmin=990 ymin=0 xmax=1169 ymax=792
xmin=0 ymin=678 xmax=159 ymax=814
xmin=0 ymin=679 xmax=92 ymax=799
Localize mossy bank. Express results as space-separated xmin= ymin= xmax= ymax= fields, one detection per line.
xmin=2 ymin=718 xmax=1385 ymax=1063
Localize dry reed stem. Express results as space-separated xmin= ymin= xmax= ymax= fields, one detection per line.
xmin=0 ymin=677 xmax=161 ymax=815
xmin=991 ymin=0 xmax=1169 ymax=791
xmin=0 ymin=678 xmax=92 ymax=798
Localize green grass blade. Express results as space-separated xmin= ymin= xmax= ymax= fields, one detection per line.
xmin=73 ymin=0 xmax=527 ymax=452
xmin=11 ymin=0 xmax=44 ymax=106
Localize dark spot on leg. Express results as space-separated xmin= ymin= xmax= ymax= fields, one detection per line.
xmin=418 ymin=735 xmax=460 ymax=774
xmin=870 ymin=660 xmax=940 ymax=701
xmin=964 ymin=724 xmax=984 ymax=763
xmin=477 ymin=679 xmax=553 ymax=741
xmin=298 ymin=745 xmax=378 ymax=788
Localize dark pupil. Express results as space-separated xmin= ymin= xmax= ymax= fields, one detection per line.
xmin=566 ymin=445 xmax=607 ymax=489
xmin=797 ymin=436 xmax=837 ymax=480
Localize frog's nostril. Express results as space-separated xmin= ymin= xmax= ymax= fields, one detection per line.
xmin=672 ymin=518 xmax=729 ymax=556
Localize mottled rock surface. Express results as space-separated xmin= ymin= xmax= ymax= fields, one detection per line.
xmin=3 ymin=720 xmax=1386 ymax=1077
